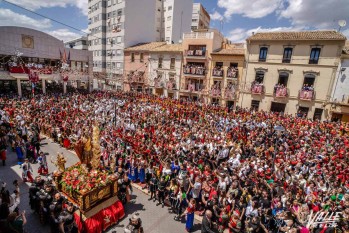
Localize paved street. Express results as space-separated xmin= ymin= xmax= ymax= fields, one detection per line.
xmin=0 ymin=137 xmax=201 ymax=233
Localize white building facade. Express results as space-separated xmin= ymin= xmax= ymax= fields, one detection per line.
xmin=149 ymin=44 xmax=183 ymax=99
xmin=65 ymin=37 xmax=88 ymax=50
xmin=191 ymin=3 xmax=210 ymax=31
xmin=88 ymin=0 xmax=193 ymax=89
xmin=330 ymin=44 xmax=349 ymax=121
xmin=163 ymin=0 xmax=193 ymax=44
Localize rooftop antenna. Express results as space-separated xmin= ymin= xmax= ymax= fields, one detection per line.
xmin=338 ymin=20 xmax=346 ymax=32
xmin=220 ymin=19 xmax=224 ymax=32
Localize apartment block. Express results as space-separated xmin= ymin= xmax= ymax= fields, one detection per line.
xmin=88 ymin=0 xmax=193 ymax=90
xmin=191 ymin=3 xmax=210 ymax=31
xmin=163 ymin=0 xmax=193 ymax=44
xmin=180 ymin=29 xmax=224 ymax=102
xmin=64 ymin=37 xmax=88 ymax=50
xmin=241 ymin=31 xmax=346 ymax=120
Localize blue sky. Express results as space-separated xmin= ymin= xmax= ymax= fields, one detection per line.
xmin=0 ymin=0 xmax=348 ymax=42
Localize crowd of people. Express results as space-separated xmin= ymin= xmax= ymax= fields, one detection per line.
xmin=0 ymin=91 xmax=349 ymax=233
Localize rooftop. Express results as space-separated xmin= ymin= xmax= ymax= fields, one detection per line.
xmin=150 ymin=44 xmax=182 ymax=52
xmin=212 ymin=48 xmax=245 ymax=55
xmin=125 ymin=42 xmax=166 ymax=52
xmin=247 ymin=31 xmax=346 ymax=41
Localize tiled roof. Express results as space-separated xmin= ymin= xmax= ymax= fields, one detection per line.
xmin=247 ymin=31 xmax=346 ymax=41
xmin=124 ymin=42 xmax=166 ymax=51
xmin=150 ymin=44 xmax=183 ymax=52
xmin=212 ymin=48 xmax=245 ymax=55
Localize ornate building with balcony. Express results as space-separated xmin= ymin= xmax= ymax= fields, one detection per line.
xmin=124 ymin=42 xmax=166 ymax=92
xmin=330 ymin=42 xmax=349 ymax=122
xmin=149 ymin=44 xmax=183 ymax=98
xmin=180 ymin=29 xmax=224 ymax=102
xmin=241 ymin=31 xmax=346 ymax=120
xmin=208 ymin=44 xmax=245 ymax=108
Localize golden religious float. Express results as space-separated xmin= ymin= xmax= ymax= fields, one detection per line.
xmin=52 ymin=124 xmax=121 ymax=213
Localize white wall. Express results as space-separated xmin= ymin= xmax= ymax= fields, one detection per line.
xmin=0 ymin=26 xmax=91 ymax=62
xmin=124 ymin=0 xmax=157 ymax=48
xmin=332 ymin=58 xmax=349 ymax=102
xmin=171 ymin=0 xmax=193 ymax=43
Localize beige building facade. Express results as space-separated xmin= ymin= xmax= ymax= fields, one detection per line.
xmin=123 ymin=42 xmax=166 ymax=92
xmin=208 ymin=45 xmax=245 ymax=108
xmin=180 ymin=29 xmax=224 ymax=102
xmin=241 ymin=31 xmax=346 ymax=120
xmin=149 ymin=44 xmax=183 ymax=99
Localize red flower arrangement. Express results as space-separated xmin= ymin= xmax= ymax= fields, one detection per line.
xmin=60 ymin=163 xmax=113 ymax=194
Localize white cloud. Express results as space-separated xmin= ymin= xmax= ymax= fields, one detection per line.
xmin=280 ymin=0 xmax=349 ymax=29
xmin=0 ymin=8 xmax=52 ymax=30
xmin=217 ymin=0 xmax=283 ymax=19
xmin=6 ymin=0 xmax=88 ymax=16
xmin=227 ymin=26 xmax=297 ymax=42
xmin=210 ymin=11 xmax=223 ymax=21
xmin=47 ymin=28 xmax=83 ymax=42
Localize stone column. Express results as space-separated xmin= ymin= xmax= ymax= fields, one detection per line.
xmin=42 ymin=79 xmax=46 ymax=94
xmin=164 ymin=89 xmax=168 ymax=98
xmin=17 ymin=78 xmax=22 ymax=97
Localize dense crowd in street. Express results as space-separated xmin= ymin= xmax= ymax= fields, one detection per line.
xmin=0 ymin=91 xmax=349 ymax=233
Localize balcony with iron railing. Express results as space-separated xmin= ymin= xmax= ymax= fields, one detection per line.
xmin=128 ymin=71 xmax=145 ymax=84
xmin=299 ymin=88 xmax=315 ymax=100
xmin=227 ymin=67 xmax=238 ymax=78
xmin=166 ymin=81 xmax=177 ymax=90
xmin=210 ymin=86 xmax=222 ymax=97
xmin=183 ymin=65 xmax=206 ymax=77
xmin=212 ymin=67 xmax=223 ymax=77
xmin=224 ymin=85 xmax=236 ymax=100
xmin=181 ymin=83 xmax=204 ymax=93
xmin=274 ymin=85 xmax=288 ymax=98
xmin=251 ymin=82 xmax=264 ymax=94
xmin=185 ymin=50 xmax=207 ymax=59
